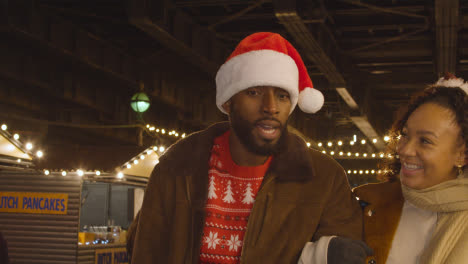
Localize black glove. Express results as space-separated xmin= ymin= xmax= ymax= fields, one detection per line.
xmin=327 ymin=236 xmax=373 ymax=264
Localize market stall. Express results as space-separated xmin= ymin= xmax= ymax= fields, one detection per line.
xmin=0 ymin=124 xmax=158 ymax=264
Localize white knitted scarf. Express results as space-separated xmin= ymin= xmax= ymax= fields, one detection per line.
xmin=402 ymin=172 xmax=468 ymax=264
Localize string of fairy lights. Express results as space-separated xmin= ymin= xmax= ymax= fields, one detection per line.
xmin=1 ymin=123 xmax=44 ymax=159
xmin=1 ymin=121 xmax=394 ymax=179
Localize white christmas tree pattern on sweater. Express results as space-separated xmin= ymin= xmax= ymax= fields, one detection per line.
xmin=222 ymin=180 xmax=235 ymax=203
xmin=242 ymin=183 xmax=255 ymax=204
xmin=208 ymin=176 xmax=218 ymax=199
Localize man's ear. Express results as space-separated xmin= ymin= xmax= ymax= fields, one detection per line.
xmin=222 ymin=100 xmax=232 ymax=114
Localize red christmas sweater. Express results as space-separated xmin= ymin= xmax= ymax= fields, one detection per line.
xmin=199 ymin=131 xmax=272 ymax=264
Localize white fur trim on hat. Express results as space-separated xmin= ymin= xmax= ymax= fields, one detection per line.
xmin=435 ymin=77 xmax=468 ymax=95
xmin=215 ymin=50 xmax=299 ymax=114
xmin=298 ymin=87 xmax=324 ymax=113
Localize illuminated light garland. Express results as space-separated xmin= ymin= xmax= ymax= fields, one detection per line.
xmin=3 ymin=122 xmax=388 ymax=182
xmin=345 ymin=169 xmax=379 ymax=175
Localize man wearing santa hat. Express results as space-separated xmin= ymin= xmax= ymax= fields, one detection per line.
xmin=130 ymin=32 xmax=370 ymax=263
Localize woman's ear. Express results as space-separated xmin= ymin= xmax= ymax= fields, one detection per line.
xmin=458 ymin=145 xmax=467 ymax=166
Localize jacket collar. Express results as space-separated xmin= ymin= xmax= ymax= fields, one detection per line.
xmin=161 ymin=122 xmax=315 ymax=182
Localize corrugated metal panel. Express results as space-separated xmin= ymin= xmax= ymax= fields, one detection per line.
xmin=0 ymin=171 xmax=81 ymax=264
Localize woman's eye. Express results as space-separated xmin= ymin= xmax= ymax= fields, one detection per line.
xmin=420 ymin=137 xmax=432 ymax=144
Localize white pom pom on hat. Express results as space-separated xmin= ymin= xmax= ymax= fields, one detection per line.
xmin=435 ymin=72 xmax=468 ymax=95
xmin=215 ymin=32 xmax=324 ymax=114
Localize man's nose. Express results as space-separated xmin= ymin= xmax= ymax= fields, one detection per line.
xmin=262 ymin=91 xmax=279 ymax=115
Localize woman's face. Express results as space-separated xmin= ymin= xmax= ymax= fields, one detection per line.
xmin=397 ymin=103 xmax=465 ymax=189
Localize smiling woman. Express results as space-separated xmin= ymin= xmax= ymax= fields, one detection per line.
xmin=353 ymin=73 xmax=468 ymax=264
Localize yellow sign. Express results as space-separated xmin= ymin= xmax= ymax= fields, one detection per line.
xmin=0 ymin=192 xmax=68 ymax=215
xmin=95 ymin=248 xmax=129 ymax=264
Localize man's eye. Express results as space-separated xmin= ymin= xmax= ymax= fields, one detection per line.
xmin=246 ymin=90 xmax=259 ymax=96
xmin=278 ymin=93 xmax=290 ymax=99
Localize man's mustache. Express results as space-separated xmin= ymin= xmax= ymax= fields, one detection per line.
xmin=254 ymin=118 xmax=282 ymax=128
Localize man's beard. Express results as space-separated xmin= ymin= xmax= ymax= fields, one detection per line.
xmin=229 ymin=106 xmax=288 ymax=156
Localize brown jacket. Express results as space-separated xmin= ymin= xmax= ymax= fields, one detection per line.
xmin=353 ymin=181 xmax=404 ymax=264
xmin=131 ymin=122 xmax=362 ymax=263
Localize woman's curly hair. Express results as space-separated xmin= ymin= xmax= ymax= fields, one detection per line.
xmin=378 ymin=85 xmax=468 ymax=182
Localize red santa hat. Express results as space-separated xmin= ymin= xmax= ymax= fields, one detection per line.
xmin=215 ymin=32 xmax=324 ymax=114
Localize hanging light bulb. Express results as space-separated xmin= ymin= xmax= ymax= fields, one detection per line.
xmin=337 ymin=141 xmax=343 ymax=146
xmin=77 ymin=170 xmax=84 ymax=177
xmin=372 ymin=138 xmax=377 ymax=143
xmin=1 ymin=124 xmax=7 ymax=130
xmin=384 ymin=136 xmax=390 ymax=142
xmin=61 ymin=171 xmax=67 ymax=176
xmin=350 ymin=141 xmax=355 ymax=145
xmin=361 ymin=139 xmax=366 ymax=144
xmin=26 ymin=143 xmax=33 ymax=150
xmin=117 ymin=172 xmax=124 ymax=179
xmin=327 ymin=142 xmax=332 ymax=147
xmin=126 ymin=164 xmax=131 ymax=169
xmin=159 ymin=146 xmax=165 ymax=152
xmin=306 ymin=142 xmax=311 ymax=147
xmin=130 ymin=91 xmax=151 ymax=113
xmin=44 ymin=170 xmax=50 ymax=175
xmin=133 ymin=160 xmax=139 ymax=164
xmin=13 ymin=134 xmax=19 ymax=140
xmin=36 ymin=150 xmax=43 ymax=158
xmin=318 ymin=142 xmax=323 ymax=147
xmin=96 ymin=171 xmax=101 ymax=176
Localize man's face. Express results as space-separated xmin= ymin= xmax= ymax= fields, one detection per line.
xmin=223 ymin=86 xmax=292 ymax=156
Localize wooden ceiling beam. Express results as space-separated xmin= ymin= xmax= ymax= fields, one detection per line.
xmin=128 ymin=0 xmax=228 ymax=77
xmin=274 ymin=0 xmax=385 ymax=149
xmin=174 ymin=0 xmax=271 ymax=8
xmin=333 ymin=5 xmax=426 ymax=16
xmin=434 ymin=0 xmax=459 ymax=76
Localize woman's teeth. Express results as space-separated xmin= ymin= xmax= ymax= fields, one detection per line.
xmin=403 ymin=162 xmax=423 ymax=170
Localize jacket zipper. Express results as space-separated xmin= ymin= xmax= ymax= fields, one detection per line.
xmin=240 ymin=173 xmax=276 ymax=262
